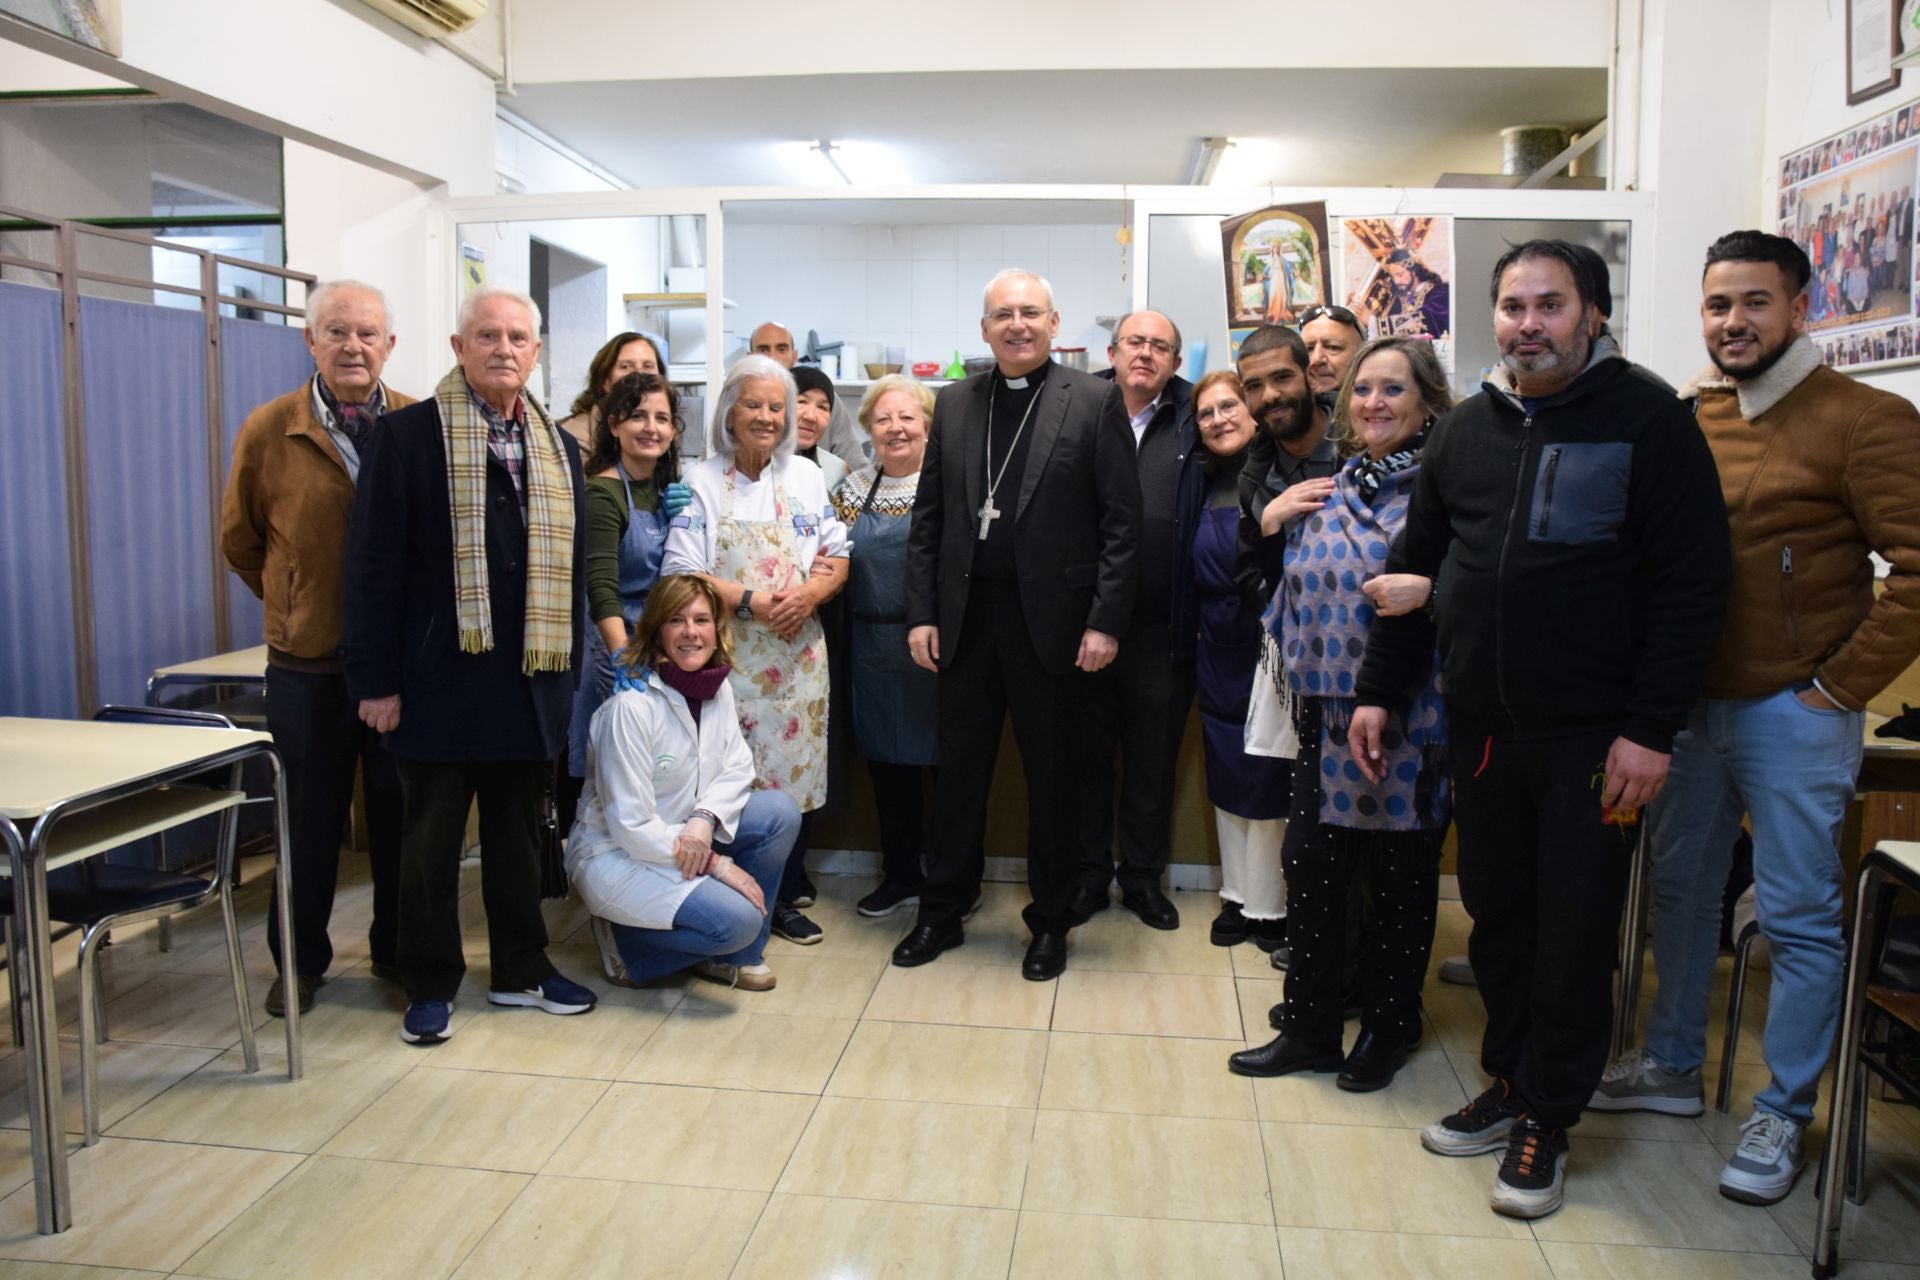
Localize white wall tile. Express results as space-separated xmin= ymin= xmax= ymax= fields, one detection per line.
xmin=775 ymin=224 xmax=824 ymax=260
xmin=954 ymin=224 xmax=1004 ymax=259
xmin=819 ymin=224 xmax=866 ymax=260
xmin=866 ymin=260 xmax=913 ymax=329
xmin=910 ymin=223 xmax=958 ymax=260
xmin=866 ymin=224 xmax=909 ymax=260
xmin=726 ymin=223 xmax=779 ymax=264
xmin=1001 ymin=225 xmax=1050 ymax=264
xmin=910 ymin=259 xmax=958 ymax=332
xmin=818 ymin=260 xmax=867 ymax=330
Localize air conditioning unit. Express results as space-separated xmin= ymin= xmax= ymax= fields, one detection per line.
xmin=359 ymin=0 xmax=487 ymax=37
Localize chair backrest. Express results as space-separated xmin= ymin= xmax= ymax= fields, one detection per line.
xmin=94 ymin=705 xmax=237 ymax=730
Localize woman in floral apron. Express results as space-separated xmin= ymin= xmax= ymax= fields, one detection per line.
xmin=662 ymin=356 xmax=850 ymax=944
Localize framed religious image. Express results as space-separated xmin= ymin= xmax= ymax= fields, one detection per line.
xmin=0 ymin=0 xmax=120 ymax=54
xmin=1340 ymin=216 xmax=1456 ymax=373
xmin=1219 ymin=202 xmax=1331 ymax=333
xmin=1850 ymin=0 xmax=1901 ymax=105
xmin=1779 ymin=96 xmax=1920 ymax=373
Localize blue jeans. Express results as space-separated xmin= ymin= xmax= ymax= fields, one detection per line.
xmin=1643 ymin=687 xmax=1863 ymax=1125
xmin=610 ymin=790 xmax=801 ymax=984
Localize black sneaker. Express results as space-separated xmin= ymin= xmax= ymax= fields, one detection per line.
xmin=1251 ymin=916 xmax=1288 ymax=954
xmin=857 ymin=880 xmax=923 ymax=918
xmin=771 ymin=904 xmax=824 ymax=945
xmin=1490 ymin=1117 xmax=1569 ymax=1219
xmin=1421 ymin=1078 xmax=1520 ymax=1156
xmin=1210 ymin=900 xmax=1251 ymax=946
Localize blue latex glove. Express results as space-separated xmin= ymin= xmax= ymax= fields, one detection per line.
xmin=662 ymin=482 xmax=693 ymax=518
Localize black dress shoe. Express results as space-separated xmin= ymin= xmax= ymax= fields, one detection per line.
xmin=1067 ymin=885 xmax=1110 ymax=926
xmin=1210 ymin=900 xmax=1251 ymax=947
xmin=1269 ymin=945 xmax=1292 ymax=972
xmin=1268 ymin=1001 xmax=1284 ymax=1032
xmin=1120 ymin=884 xmax=1179 ymax=931
xmin=1022 ymin=931 xmax=1067 ymax=981
xmin=892 ymin=921 xmax=963 ymax=967
xmin=1228 ymin=1034 xmax=1343 ymax=1078
xmin=1336 ymin=1028 xmax=1408 ymax=1092
xmin=1251 ymin=916 xmax=1287 ymax=954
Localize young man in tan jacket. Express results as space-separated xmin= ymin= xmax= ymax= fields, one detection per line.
xmin=1594 ymin=231 xmax=1920 ymax=1205
xmin=220 ymin=280 xmax=413 ymax=1017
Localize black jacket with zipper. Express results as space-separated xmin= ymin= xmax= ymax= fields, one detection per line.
xmin=1354 ymin=352 xmax=1730 ymax=753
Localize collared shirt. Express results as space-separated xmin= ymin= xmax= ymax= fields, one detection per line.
xmin=1267 ymin=428 xmax=1338 ymax=492
xmin=1128 ymin=392 xmax=1164 ymax=447
xmin=309 ymin=376 xmax=388 ymax=485
xmin=475 ymin=392 xmax=528 ymax=515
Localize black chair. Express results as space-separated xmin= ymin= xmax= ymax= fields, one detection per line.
xmin=1 ymin=705 xmax=256 ymax=1145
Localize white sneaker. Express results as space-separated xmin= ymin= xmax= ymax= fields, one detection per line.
xmin=1588 ymin=1048 xmax=1705 ymax=1116
xmin=1719 ymin=1110 xmax=1804 ymax=1205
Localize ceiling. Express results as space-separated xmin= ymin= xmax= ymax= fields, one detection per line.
xmin=506 ymin=66 xmax=1608 ymax=190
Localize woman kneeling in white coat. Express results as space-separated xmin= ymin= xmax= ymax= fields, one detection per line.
xmin=568 ymin=573 xmax=802 ymax=991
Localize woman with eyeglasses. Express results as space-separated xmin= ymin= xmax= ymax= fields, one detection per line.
xmin=1228 ymin=336 xmax=1452 ymax=1095
xmin=1179 ymin=371 xmax=1291 ymax=952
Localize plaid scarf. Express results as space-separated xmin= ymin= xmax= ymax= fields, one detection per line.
xmin=434 ymin=365 xmax=575 ymax=674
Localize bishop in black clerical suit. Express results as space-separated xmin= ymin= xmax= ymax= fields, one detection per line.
xmin=893 ymin=268 xmax=1142 ymax=980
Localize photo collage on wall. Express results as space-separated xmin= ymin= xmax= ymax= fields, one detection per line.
xmin=1779 ymin=97 xmax=1920 ymax=372
xmin=1219 ymin=205 xmax=1456 ymax=373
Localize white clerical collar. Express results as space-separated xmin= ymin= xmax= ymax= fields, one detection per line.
xmin=1004 ymin=374 xmax=1029 ymax=389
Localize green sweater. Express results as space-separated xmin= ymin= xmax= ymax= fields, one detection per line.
xmin=585 ymin=472 xmax=661 ymax=623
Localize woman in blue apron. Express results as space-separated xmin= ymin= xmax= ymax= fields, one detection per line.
xmin=831 ymin=376 xmax=939 ymax=919
xmin=568 ymin=372 xmax=689 ymax=784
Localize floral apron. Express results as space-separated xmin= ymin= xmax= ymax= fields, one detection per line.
xmin=714 ymin=466 xmax=829 ymax=810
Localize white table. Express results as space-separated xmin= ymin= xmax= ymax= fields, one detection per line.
xmin=0 ymin=718 xmax=299 ymax=1234
xmin=146 ymin=647 xmax=270 ymax=723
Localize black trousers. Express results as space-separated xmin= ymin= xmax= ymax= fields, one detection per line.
xmin=394 ymin=757 xmax=556 ymax=1003
xmin=869 ymin=760 xmax=931 ymax=887
xmin=1078 ymin=620 xmax=1196 ymax=893
xmin=780 ymin=811 xmax=816 ymax=904
xmin=1450 ymin=714 xmax=1636 ymax=1129
xmin=264 ymin=665 xmax=402 ymax=979
xmin=918 ymin=579 xmax=1085 ymax=935
xmin=1280 ymin=700 xmax=1439 ymax=1046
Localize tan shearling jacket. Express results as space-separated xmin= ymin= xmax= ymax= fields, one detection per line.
xmin=1683 ymin=335 xmax=1920 ymax=709
xmin=219 ymin=379 xmax=416 ymax=667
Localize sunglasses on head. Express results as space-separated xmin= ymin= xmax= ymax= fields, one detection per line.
xmin=1298 ymin=304 xmax=1364 ymax=332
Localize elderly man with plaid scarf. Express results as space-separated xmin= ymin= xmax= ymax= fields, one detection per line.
xmin=344 ymin=285 xmax=599 ymax=1045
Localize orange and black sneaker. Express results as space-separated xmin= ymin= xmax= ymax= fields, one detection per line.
xmin=1490 ymin=1116 xmax=1569 ymax=1219
xmin=1421 ymin=1078 xmax=1519 ymax=1156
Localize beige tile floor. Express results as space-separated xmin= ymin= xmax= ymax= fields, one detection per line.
xmin=0 ymin=853 xmax=1912 ymax=1277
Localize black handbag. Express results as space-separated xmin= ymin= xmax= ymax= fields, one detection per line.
xmin=538 ymin=777 xmax=568 ymax=899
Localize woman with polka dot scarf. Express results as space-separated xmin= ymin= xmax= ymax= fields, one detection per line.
xmin=1229 ymin=336 xmax=1453 ymax=1093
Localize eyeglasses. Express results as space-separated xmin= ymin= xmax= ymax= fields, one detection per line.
xmin=1298 ymin=304 xmax=1363 ymax=332
xmin=1115 ymin=334 xmax=1177 ymax=357
xmin=986 ymin=306 xmax=1050 ymax=325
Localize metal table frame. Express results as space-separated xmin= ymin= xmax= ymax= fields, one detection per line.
xmin=0 ymin=734 xmax=298 ymax=1234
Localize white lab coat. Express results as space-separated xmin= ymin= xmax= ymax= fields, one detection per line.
xmin=566 ymin=674 xmax=756 ymax=929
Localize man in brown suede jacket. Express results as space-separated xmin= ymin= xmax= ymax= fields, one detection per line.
xmin=1595 ymin=231 xmax=1920 ymax=1208
xmin=220 ymin=279 xmax=413 ymax=1016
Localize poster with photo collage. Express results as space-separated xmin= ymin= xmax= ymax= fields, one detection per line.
xmin=1779 ymin=98 xmax=1920 ymax=372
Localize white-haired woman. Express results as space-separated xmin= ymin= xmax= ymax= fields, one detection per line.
xmin=661 ymin=355 xmax=850 ymax=944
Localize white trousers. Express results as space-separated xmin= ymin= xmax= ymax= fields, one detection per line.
xmin=1215 ymin=808 xmax=1286 ymax=920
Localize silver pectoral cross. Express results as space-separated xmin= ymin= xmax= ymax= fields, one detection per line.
xmin=976 ymin=497 xmax=1001 ymax=541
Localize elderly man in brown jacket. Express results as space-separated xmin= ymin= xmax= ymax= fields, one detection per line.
xmin=220 ymin=279 xmax=414 ymax=1016
xmin=1594 ymin=231 xmax=1920 ymax=1208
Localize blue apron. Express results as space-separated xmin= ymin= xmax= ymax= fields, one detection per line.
xmin=569 ymin=467 xmax=669 ymax=775
xmin=847 ymin=472 xmax=938 ymax=765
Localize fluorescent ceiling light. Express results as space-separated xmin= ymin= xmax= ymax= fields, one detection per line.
xmin=1191 ymin=137 xmax=1231 ymax=185
xmin=1209 ymin=137 xmax=1285 ymax=187
xmin=779 ymin=139 xmax=907 ymax=187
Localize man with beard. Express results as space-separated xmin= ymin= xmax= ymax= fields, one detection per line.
xmin=1235 ymin=325 xmax=1338 ymax=602
xmin=1351 ymin=240 xmax=1730 ymax=1220
xmin=1595 ymin=231 xmax=1920 ymax=1207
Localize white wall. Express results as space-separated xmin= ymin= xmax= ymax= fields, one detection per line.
xmin=723 ymin=222 xmax=1130 ymax=372
xmin=0 ymin=0 xmax=495 ymax=193
xmin=1764 ymin=0 xmax=1920 ymax=406
xmin=515 ymin=0 xmax=1610 ymax=82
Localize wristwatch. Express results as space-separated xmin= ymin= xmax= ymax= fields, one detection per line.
xmin=736 ymin=589 xmax=755 ymax=620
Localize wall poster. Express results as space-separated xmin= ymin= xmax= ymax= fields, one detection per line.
xmin=0 ymin=0 xmax=120 ymax=54
xmin=1219 ymin=203 xmax=1332 ymax=351
xmin=1340 ymin=215 xmax=1456 ymax=373
xmin=1779 ymin=98 xmax=1920 ymax=372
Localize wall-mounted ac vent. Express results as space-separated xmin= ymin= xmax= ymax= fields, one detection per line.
xmin=359 ymin=0 xmax=487 ymax=37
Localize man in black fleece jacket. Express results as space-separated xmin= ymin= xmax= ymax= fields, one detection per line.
xmin=1350 ymin=241 xmax=1731 ymax=1220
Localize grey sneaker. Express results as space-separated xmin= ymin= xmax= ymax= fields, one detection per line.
xmin=1438 ymin=955 xmax=1476 ymax=986
xmin=1588 ymin=1049 xmax=1704 ymax=1116
xmin=1719 ymin=1110 xmax=1804 ymax=1205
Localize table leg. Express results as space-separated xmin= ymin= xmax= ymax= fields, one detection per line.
xmin=6 ymin=821 xmax=70 ymax=1233
xmin=1813 ymin=862 xmax=1883 ymax=1278
xmin=264 ymin=747 xmax=301 ymax=1079
xmin=1612 ymin=826 xmax=1649 ymax=1060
